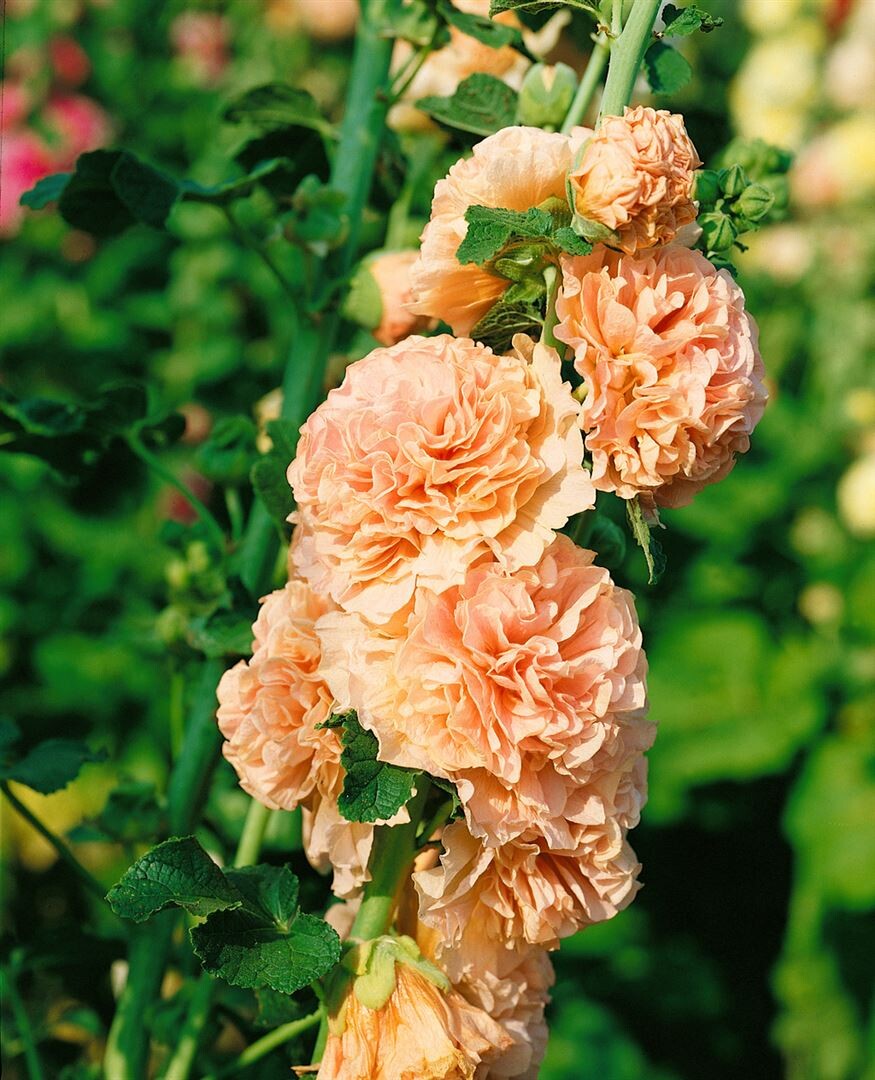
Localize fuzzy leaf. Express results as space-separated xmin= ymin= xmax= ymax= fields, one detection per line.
xmin=107 ymin=837 xmax=243 ymax=922
xmin=251 ymin=454 xmax=294 ymax=524
xmin=490 ymin=0 xmax=599 ymax=13
xmin=661 ymin=4 xmax=723 ymax=36
xmin=224 ymin=84 xmax=335 ymax=139
xmin=189 ymin=609 xmax=255 ymax=659
xmin=468 ymin=280 xmax=545 ymax=354
xmin=552 ymin=226 xmax=593 ymax=256
xmin=191 ymin=865 xmax=340 ymax=994
xmin=456 ymin=205 xmax=554 ymax=266
xmin=331 ymin=712 xmax=419 ymax=824
xmin=417 ymin=73 xmax=518 ymax=136
xmin=644 ymin=41 xmax=692 ymax=96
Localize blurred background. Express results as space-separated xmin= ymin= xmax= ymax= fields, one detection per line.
xmin=1 ymin=1 xmax=873 ymax=1077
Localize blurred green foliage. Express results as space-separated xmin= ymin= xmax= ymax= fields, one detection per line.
xmin=1 ymin=1 xmax=873 ymax=1078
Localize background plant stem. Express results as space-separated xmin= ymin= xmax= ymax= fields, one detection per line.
xmin=560 ymin=32 xmax=610 ymax=133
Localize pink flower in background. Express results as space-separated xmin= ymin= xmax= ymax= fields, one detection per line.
xmin=289 ymin=335 xmax=593 ymax=625
xmin=409 ymin=125 xmax=590 ymax=336
xmin=216 ymin=579 xmax=341 ymax=811
xmin=170 ymin=11 xmax=231 ymax=86
xmin=43 ymin=93 xmax=112 ymax=167
xmin=0 ymin=131 xmax=56 ymax=235
xmin=0 ymin=81 xmax=32 ymax=131
xmin=556 ymin=245 xmax=767 ymax=507
xmin=49 ymin=35 xmax=91 ymax=86
xmin=569 ymin=106 xmax=701 ymax=254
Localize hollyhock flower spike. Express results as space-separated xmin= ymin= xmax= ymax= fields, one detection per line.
xmin=289 ymin=335 xmax=594 ymax=625
xmin=568 ymin=105 xmax=701 ymax=254
xmin=409 ymin=126 xmax=590 ymax=335
xmin=555 ymin=245 xmax=767 ymax=507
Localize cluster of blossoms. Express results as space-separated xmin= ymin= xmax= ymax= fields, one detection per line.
xmin=217 ymin=101 xmax=766 ymax=1077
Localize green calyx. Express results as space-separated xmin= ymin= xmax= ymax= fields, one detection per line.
xmin=350 ymin=935 xmax=449 ymax=1012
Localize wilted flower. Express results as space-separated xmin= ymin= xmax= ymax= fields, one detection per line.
xmin=409 ymin=126 xmax=588 ymax=335
xmin=568 ymin=106 xmax=700 ymax=254
xmin=216 ymin=579 xmax=340 ymax=811
xmin=556 ymin=245 xmax=767 ymax=507
xmin=289 ymin=335 xmax=592 ymax=625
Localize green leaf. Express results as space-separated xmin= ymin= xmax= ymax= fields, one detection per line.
xmin=625 ymin=496 xmax=667 ymax=585
xmin=587 ymin=516 xmax=628 ymax=573
xmin=234 ymin=129 xmax=331 ymax=198
xmin=643 ymin=41 xmax=692 ymax=96
xmin=254 ymin=987 xmax=314 ymax=1029
xmin=490 ymin=0 xmax=600 ymax=14
xmin=456 ymin=205 xmax=554 ymax=266
xmin=106 ymin=836 xmax=243 ymax=922
xmin=19 ymin=171 xmax=71 ymax=210
xmin=189 ymin=608 xmax=255 ymax=659
xmin=0 ymin=388 xmax=85 ymax=437
xmin=284 ymin=176 xmax=349 ymax=257
xmin=331 ymin=712 xmax=419 ymax=824
xmin=417 ymin=73 xmax=518 ymax=136
xmin=4 ymin=738 xmax=107 ymax=795
xmin=224 ymin=84 xmax=336 ymax=140
xmin=196 ymin=416 xmax=258 ymax=485
xmin=552 ymin=226 xmax=593 ymax=256
xmin=264 ymin=418 xmax=301 ymax=464
xmin=661 ymin=4 xmax=723 ymax=35
xmin=251 ymin=454 xmax=294 ymax=524
xmin=385 ymin=1 xmax=449 ymax=47
xmin=57 ymin=150 xmax=180 ymax=236
xmin=89 ymin=383 xmax=150 ymax=435
xmin=438 ymin=0 xmax=521 ymax=48
xmin=180 ymin=159 xmax=296 ymax=205
xmin=191 ymin=864 xmax=341 ymax=994
xmin=469 ymin=280 xmax=545 ymax=353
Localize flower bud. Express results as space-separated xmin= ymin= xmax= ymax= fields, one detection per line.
xmin=516 ymin=63 xmax=578 ymax=130
xmin=734 ymin=182 xmax=775 ymax=222
xmin=699 ymin=211 xmax=737 ymax=253
xmin=693 ymin=168 xmax=721 ymax=206
xmin=719 ymin=163 xmax=748 ymax=197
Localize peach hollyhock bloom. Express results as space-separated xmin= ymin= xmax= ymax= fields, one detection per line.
xmin=289 ymin=335 xmax=593 ymax=625
xmin=301 ymin=793 xmax=375 ymax=900
xmin=216 ymin=579 xmax=341 ymax=811
xmin=409 ymin=126 xmax=590 ymax=336
xmin=415 ymin=818 xmax=641 ymax=950
xmin=556 ymin=245 xmax=767 ymax=508
xmin=318 ymin=534 xmax=650 ymax=847
xmin=569 ymin=106 xmax=701 ymax=255
xmin=368 ymin=250 xmax=436 ymax=347
xmin=390 ymin=0 xmax=529 ymax=134
xmin=318 ymin=951 xmax=511 ymax=1080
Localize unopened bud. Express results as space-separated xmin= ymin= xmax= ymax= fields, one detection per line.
xmin=516 ymin=63 xmax=578 ymax=130
xmin=699 ymin=211 xmax=737 ymax=253
xmin=734 ymin=182 xmax=775 ymax=222
xmin=693 ymin=169 xmax=721 ymax=206
xmin=719 ymin=163 xmax=748 ymax=198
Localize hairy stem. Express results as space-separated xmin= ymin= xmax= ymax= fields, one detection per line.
xmin=1 ymin=782 xmax=107 ymax=903
xmin=598 ymin=0 xmax=661 ymax=121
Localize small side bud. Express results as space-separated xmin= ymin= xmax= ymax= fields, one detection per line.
xmin=734 ymin=183 xmax=775 ymax=222
xmin=699 ymin=211 xmax=737 ymax=253
xmin=516 ymin=63 xmax=578 ymax=131
xmin=719 ymin=163 xmax=748 ymax=198
xmin=693 ymin=169 xmax=721 ymax=207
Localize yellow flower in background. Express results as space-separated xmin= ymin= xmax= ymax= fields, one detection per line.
xmin=838 ymin=452 xmax=875 ymax=539
xmin=792 ymin=114 xmax=875 ymax=209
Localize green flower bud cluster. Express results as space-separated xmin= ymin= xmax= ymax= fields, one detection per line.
xmin=694 ymin=137 xmax=793 ymax=259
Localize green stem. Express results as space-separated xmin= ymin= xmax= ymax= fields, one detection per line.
xmin=169 ymin=666 xmax=185 ymax=759
xmin=1 ymin=782 xmax=107 ymax=903
xmin=160 ymin=801 xmax=273 ymax=1080
xmin=541 ymin=265 xmax=561 ymax=351
xmin=221 ymin=204 xmax=301 ymax=305
xmin=560 ymin=32 xmax=610 ymax=133
xmin=224 ymin=487 xmax=244 ymax=543
xmin=127 ymin=433 xmax=226 ymax=554
xmin=598 ymin=0 xmax=661 ymax=121
xmin=204 ymin=1010 xmax=322 ymax=1080
xmin=3 ymin=966 xmax=45 ymax=1080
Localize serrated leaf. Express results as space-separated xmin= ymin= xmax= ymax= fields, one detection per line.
xmin=626 ymin=496 xmax=667 ymax=585
xmin=490 ymin=0 xmax=599 ymax=13
xmin=456 ymin=205 xmax=554 ymax=266
xmin=661 ymin=4 xmax=723 ymax=36
xmin=224 ymin=84 xmax=336 ymax=140
xmin=469 ymin=280 xmax=545 ymax=353
xmin=417 ymin=73 xmax=518 ymax=136
xmin=107 ymin=836 xmax=243 ymax=922
xmin=438 ymin=0 xmax=521 ymax=48
xmin=644 ymin=41 xmax=692 ymax=96
xmin=4 ymin=739 xmax=107 ymax=795
xmin=19 ymin=171 xmax=71 ymax=210
xmin=251 ymin=454 xmax=294 ymax=524
xmin=334 ymin=713 xmax=419 ymax=824
xmin=191 ymin=865 xmax=340 ymax=994
xmin=552 ymin=226 xmax=593 ymax=256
